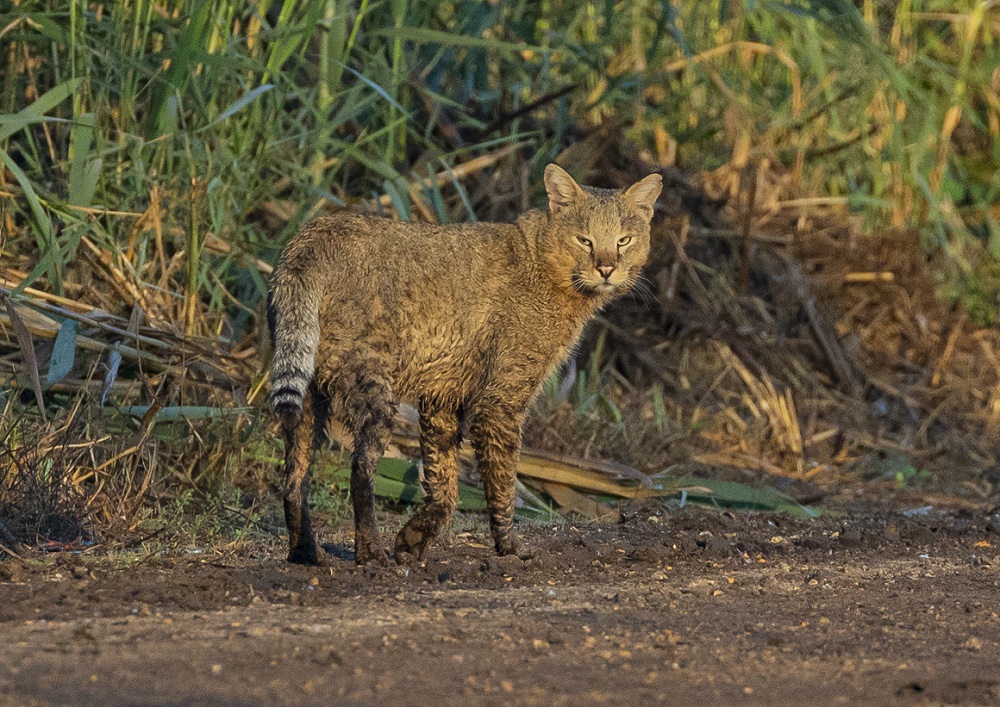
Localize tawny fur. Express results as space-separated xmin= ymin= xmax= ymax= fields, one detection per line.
xmin=269 ymin=164 xmax=662 ymax=565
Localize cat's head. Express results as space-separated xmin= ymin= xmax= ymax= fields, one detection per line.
xmin=541 ymin=164 xmax=662 ymax=298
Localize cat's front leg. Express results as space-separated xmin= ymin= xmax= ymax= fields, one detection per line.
xmin=394 ymin=401 xmax=462 ymax=562
xmin=469 ymin=397 xmax=525 ymax=556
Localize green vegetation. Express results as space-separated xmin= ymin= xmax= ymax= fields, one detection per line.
xmin=3 ymin=1 xmax=998 ymax=325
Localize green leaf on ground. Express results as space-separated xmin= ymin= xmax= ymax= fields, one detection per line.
xmin=121 ymin=405 xmax=252 ymax=422
xmin=675 ymin=477 xmax=820 ymax=519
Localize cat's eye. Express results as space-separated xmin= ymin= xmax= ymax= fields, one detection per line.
xmin=618 ymin=236 xmax=633 ymax=247
xmin=576 ymin=236 xmax=593 ymax=250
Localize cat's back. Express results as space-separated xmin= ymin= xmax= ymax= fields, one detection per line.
xmin=277 ymin=211 xmax=528 ymax=317
xmin=281 ymin=211 xmax=514 ymax=269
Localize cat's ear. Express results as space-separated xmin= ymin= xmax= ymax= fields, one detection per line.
xmin=625 ymin=173 xmax=663 ymax=220
xmin=544 ymin=164 xmax=584 ymax=215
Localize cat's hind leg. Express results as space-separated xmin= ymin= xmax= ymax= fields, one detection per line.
xmin=280 ymin=383 xmax=330 ymax=565
xmin=330 ymin=351 xmax=397 ymax=567
xmin=394 ymin=401 xmax=461 ymax=562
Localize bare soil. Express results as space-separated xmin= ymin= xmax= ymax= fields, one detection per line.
xmin=2 ymin=509 xmax=1000 ymax=706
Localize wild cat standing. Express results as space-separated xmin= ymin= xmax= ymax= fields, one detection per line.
xmin=268 ymin=164 xmax=662 ymax=565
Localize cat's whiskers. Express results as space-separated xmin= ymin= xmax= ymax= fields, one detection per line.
xmin=630 ymin=276 xmax=657 ymax=311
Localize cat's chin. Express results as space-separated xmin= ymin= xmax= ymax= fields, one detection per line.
xmin=572 ymin=276 xmax=621 ymax=297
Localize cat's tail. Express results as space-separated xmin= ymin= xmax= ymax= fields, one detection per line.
xmin=267 ymin=261 xmax=324 ymax=419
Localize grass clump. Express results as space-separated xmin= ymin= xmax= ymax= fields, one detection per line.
xmin=0 ymin=415 xmax=90 ymax=546
xmin=0 ymin=393 xmax=282 ymax=551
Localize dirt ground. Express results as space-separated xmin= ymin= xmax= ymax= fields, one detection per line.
xmin=2 ymin=508 xmax=1000 ymax=706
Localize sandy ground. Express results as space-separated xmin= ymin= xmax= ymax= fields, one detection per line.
xmin=2 ymin=510 xmax=1000 ymax=706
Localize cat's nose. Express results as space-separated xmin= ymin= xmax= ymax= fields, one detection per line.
xmin=597 ymin=264 xmax=616 ymax=280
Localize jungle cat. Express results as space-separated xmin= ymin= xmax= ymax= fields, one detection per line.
xmin=268 ymin=164 xmax=662 ymax=566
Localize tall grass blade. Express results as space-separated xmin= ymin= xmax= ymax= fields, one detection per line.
xmin=67 ymin=112 xmax=100 ymax=206
xmin=1 ymin=152 xmax=55 ymax=293
xmin=145 ymin=0 xmax=214 ymax=139
xmin=203 ymin=84 xmax=276 ymax=129
xmin=0 ymin=78 xmax=81 ymax=142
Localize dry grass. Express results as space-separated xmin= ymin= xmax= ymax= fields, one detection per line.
xmin=2 ymin=1 xmax=999 ymax=549
xmin=524 ymin=136 xmax=999 ymax=507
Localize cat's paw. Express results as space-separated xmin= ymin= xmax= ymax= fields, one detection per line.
xmin=354 ymin=536 xmax=389 ymax=567
xmin=394 ymin=509 xmax=450 ymax=563
xmin=493 ymin=532 xmax=519 ymax=557
xmin=287 ymin=536 xmax=319 ymax=565
xmin=394 ymin=525 xmax=432 ymax=563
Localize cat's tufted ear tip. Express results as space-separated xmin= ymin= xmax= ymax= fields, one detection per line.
xmin=624 ymin=173 xmax=662 ymax=219
xmin=544 ymin=164 xmax=584 ymax=215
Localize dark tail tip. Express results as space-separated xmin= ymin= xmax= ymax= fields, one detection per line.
xmin=274 ymin=400 xmax=302 ymax=416
xmin=271 ymin=386 xmax=304 ymax=422
xmin=274 ymin=401 xmax=304 ymax=430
